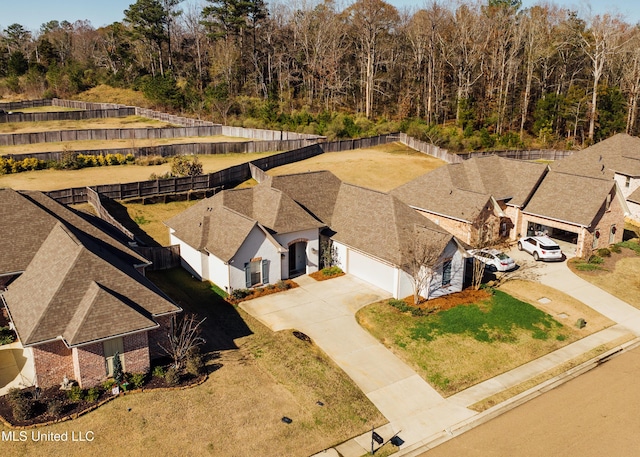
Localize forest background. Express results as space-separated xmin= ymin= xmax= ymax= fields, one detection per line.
xmin=1 ymin=0 xmax=640 ymax=150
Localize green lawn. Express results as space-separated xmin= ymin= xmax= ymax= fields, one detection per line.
xmin=357 ymin=289 xmax=582 ymax=396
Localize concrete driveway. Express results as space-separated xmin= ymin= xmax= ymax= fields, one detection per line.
xmin=240 ymin=275 xmax=475 ymax=450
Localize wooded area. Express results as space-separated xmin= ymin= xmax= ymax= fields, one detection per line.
xmin=1 ymin=0 xmax=639 ymax=149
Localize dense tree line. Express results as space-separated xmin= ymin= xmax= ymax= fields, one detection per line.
xmin=1 ymin=0 xmax=640 ymax=148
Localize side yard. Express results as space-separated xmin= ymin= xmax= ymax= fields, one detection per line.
xmin=0 ymin=268 xmax=384 ymax=457
xmin=356 ymin=281 xmax=615 ymax=397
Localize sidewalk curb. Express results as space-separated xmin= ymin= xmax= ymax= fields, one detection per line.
xmin=396 ymin=337 xmax=640 ymax=456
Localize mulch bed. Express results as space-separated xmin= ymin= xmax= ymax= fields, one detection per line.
xmin=568 ymin=247 xmax=638 ymax=276
xmin=226 ymin=279 xmax=299 ymax=304
xmin=309 ymin=270 xmax=345 ymax=281
xmin=403 ymin=288 xmax=492 ymax=313
xmin=0 ymin=369 xmax=206 ymax=428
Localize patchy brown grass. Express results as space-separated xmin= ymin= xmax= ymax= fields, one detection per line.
xmin=0 ymin=115 xmax=172 ymax=134
xmin=75 ymin=85 xmax=153 ymax=108
xmin=357 ymin=284 xmax=612 ymax=397
xmin=0 ymin=268 xmax=384 ymax=457
xmin=268 ymin=142 xmax=446 ymax=192
xmin=0 ymin=152 xmax=277 ymax=192
xmin=570 ymin=252 xmax=640 ymax=309
xmin=121 ymin=200 xmax=199 ymax=246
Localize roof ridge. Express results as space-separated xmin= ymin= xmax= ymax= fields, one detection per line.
xmin=64 ymin=281 xmax=102 ymax=344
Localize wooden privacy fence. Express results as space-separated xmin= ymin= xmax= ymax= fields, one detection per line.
xmin=398 ymin=133 xmax=463 ymax=164
xmin=135 ymin=245 xmax=181 ymax=270
xmin=220 ymin=125 xmax=324 ymax=141
xmin=0 ymin=126 xmax=223 ymax=146
xmin=460 ymin=149 xmax=573 ymax=161
xmin=0 ymin=99 xmax=53 ymax=110
xmin=86 ymin=187 xmax=135 ymax=239
xmin=5 ymin=138 xmax=318 ymax=162
xmin=0 ymin=107 xmax=135 ymax=124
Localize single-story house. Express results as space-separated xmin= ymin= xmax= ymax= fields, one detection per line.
xmin=551 ymin=133 xmax=640 ymax=223
xmin=0 ymin=189 xmax=181 ymax=389
xmin=165 ymin=185 xmax=324 ymax=292
xmin=520 ymin=171 xmax=628 ymax=257
xmin=268 ymin=171 xmax=467 ymax=300
xmin=390 ymin=156 xmax=548 ymax=246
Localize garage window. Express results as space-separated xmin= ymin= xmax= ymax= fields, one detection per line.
xmin=442 ymin=258 xmax=452 ymax=287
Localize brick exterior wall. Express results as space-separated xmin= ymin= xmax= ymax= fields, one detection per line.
xmin=73 ymin=342 xmax=106 ymax=388
xmin=147 ymin=314 xmax=173 ymax=359
xmin=521 ymin=188 xmax=625 ymax=258
xmin=123 ymin=332 xmax=150 ymax=374
xmin=32 ymin=340 xmax=74 ymax=388
xmin=417 ymin=206 xmax=504 ymax=247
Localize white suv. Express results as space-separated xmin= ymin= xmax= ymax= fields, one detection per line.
xmin=517 ymin=236 xmax=563 ymax=261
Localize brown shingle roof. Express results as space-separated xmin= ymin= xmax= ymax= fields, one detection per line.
xmin=552 ymin=133 xmax=640 ymax=179
xmin=391 ymin=156 xmax=547 ymax=221
xmin=3 ymin=223 xmax=179 ymax=347
xmin=165 ymin=185 xmax=323 ymax=262
xmin=628 ymin=187 xmax=640 ymax=205
xmin=0 ymin=188 xmax=147 ymax=276
xmin=330 ymin=184 xmax=453 ymax=266
xmin=522 ymin=172 xmax=615 ymax=227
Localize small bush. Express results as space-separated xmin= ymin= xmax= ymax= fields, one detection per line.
xmin=85 ymin=387 xmax=100 ymax=402
xmin=47 ymin=398 xmax=64 ymax=416
xmin=102 ymin=379 xmax=116 ymax=390
xmin=152 ymin=365 xmax=166 ymax=378
xmin=389 ymin=299 xmax=412 ymax=313
xmin=186 ymin=353 xmax=205 ymax=377
xmin=135 ymin=155 xmax=167 ymax=166
xmin=6 ymin=387 xmax=24 ymax=403
xmin=321 ymin=266 xmax=343 ymax=277
xmin=610 ymin=244 xmax=622 ymax=253
xmin=588 ymin=255 xmax=604 ymax=264
xmin=149 ymin=171 xmax=173 ymax=180
xmin=615 ymin=240 xmax=640 ymax=255
xmin=276 ymin=280 xmax=291 ymax=291
xmin=164 ymin=367 xmax=180 ymax=386
xmin=129 ymin=372 xmax=147 ymax=389
xmin=11 ymin=396 xmax=34 ymax=421
xmin=66 ymin=385 xmax=84 ymax=402
xmin=0 ymin=326 xmax=15 ymax=345
xmin=596 ymin=248 xmax=611 ymax=257
xmin=230 ymin=288 xmax=252 ymax=300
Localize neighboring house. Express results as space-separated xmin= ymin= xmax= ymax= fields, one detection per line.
xmin=165 ymin=185 xmax=324 ymax=292
xmin=520 ymin=171 xmax=627 ymax=258
xmin=0 ymin=189 xmax=181 ymax=389
xmin=268 ymin=171 xmax=466 ymax=300
xmin=551 ymin=133 xmax=640 ymax=223
xmin=391 ymin=156 xmax=548 ymax=246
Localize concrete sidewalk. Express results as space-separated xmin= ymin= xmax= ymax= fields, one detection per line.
xmin=242 ymin=265 xmax=640 ymax=457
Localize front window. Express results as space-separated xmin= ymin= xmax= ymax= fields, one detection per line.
xmin=442 ymin=259 xmax=452 ymax=287
xmin=626 ymin=176 xmax=631 ymax=188
xmin=245 ymin=259 xmax=268 ymax=288
xmin=104 ymin=337 xmax=125 ymax=377
xmin=250 ymin=260 xmax=261 ymax=286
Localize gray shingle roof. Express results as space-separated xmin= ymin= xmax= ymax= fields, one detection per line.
xmin=552 ymin=133 xmax=640 ymax=179
xmin=390 ymin=156 xmax=547 ymax=221
xmin=522 ymin=171 xmax=615 ymax=227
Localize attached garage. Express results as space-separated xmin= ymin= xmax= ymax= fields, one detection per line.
xmin=345 ymin=247 xmax=396 ymax=294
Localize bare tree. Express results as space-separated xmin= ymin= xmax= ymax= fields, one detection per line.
xmin=402 ymin=227 xmax=452 ymax=304
xmin=159 ymin=314 xmax=207 ymax=369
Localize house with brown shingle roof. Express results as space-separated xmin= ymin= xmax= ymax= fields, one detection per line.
xmin=166 ymin=185 xmax=324 ymax=291
xmin=391 ymin=156 xmax=548 ymax=246
xmin=0 ymin=189 xmax=181 ymax=389
xmin=551 ymin=133 xmax=640 ymax=223
xmin=268 ymin=171 xmax=466 ymax=299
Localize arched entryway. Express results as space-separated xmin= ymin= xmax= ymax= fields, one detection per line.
xmin=288 ymin=240 xmax=307 ymax=277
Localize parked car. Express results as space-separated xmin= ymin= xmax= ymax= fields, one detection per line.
xmin=469 ymin=248 xmax=517 ymax=272
xmin=517 ymin=236 xmax=563 ymax=261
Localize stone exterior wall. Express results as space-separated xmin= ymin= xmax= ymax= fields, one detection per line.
xmin=32 ymin=340 xmax=74 ymax=388
xmin=416 ymin=205 xmax=503 ymax=247
xmin=123 ymin=332 xmax=151 ymax=374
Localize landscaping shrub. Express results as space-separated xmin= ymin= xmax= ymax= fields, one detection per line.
xmin=321 ymin=266 xmax=343 ymax=277
xmin=11 ymin=394 xmax=34 ymax=421
xmin=129 ymin=372 xmax=147 ymax=389
xmin=164 ymin=367 xmax=180 ymax=386
xmin=152 ymin=365 xmax=166 ymax=378
xmin=389 ymin=299 xmax=411 ymax=312
xmin=102 ymin=379 xmax=116 ymax=390
xmin=149 ymin=171 xmax=173 ymax=180
xmin=615 ymin=240 xmax=640 ymax=255
xmin=66 ymin=385 xmax=84 ymax=402
xmin=186 ymin=349 xmax=205 ymax=376
xmin=6 ymin=387 xmax=23 ymax=403
xmin=0 ymin=326 xmax=15 ymax=345
xmin=596 ymin=248 xmax=611 ymax=257
xmin=588 ymin=255 xmax=604 ymax=264
xmin=85 ymin=387 xmax=100 ymax=402
xmin=276 ymin=280 xmax=291 ymax=291
xmin=610 ymin=244 xmax=622 ymax=253
xmin=46 ymin=398 xmax=64 ymax=416
xmin=135 ymin=155 xmax=167 ymax=166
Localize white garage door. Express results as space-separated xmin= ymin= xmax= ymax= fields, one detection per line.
xmin=347 ymin=248 xmax=395 ymax=294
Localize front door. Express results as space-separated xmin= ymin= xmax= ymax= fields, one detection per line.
xmin=288 ymin=242 xmax=307 ymax=276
